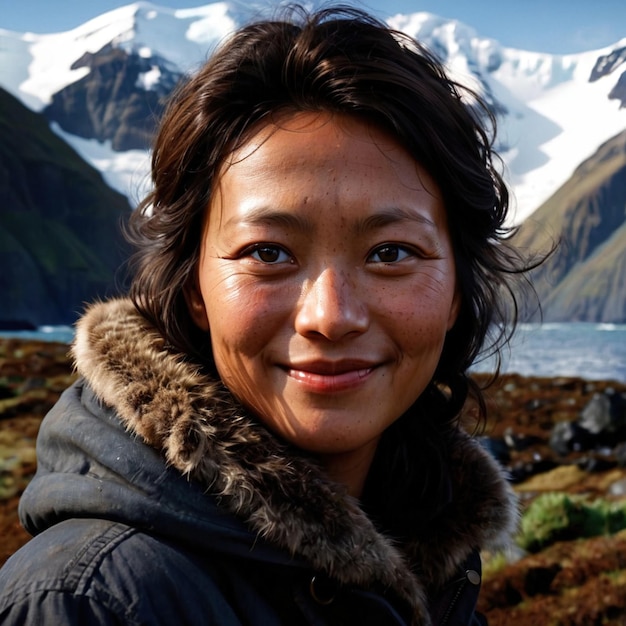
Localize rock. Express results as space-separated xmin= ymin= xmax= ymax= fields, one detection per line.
xmin=479 ymin=436 xmax=510 ymax=465
xmin=609 ymin=70 xmax=626 ymax=109
xmin=549 ymin=420 xmax=595 ymax=455
xmin=503 ymin=426 xmax=542 ymax=452
xmin=579 ymin=389 xmax=626 ymax=432
xmin=615 ymin=442 xmax=626 ymax=467
xmin=524 ymin=563 xmax=562 ymax=596
xmin=609 ymin=478 xmax=626 ymax=497
xmin=580 ymin=392 xmax=613 ymax=434
xmin=509 ymin=457 xmax=557 ymax=484
xmin=43 ymin=44 xmax=182 ymax=152
xmin=610 ymin=390 xmax=626 ymax=422
xmin=576 ymin=456 xmax=616 ymax=473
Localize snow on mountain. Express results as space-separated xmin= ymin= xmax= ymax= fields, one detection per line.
xmin=0 ymin=2 xmax=238 ymax=198
xmin=1 ymin=2 xmax=625 ymax=223
xmin=488 ymin=42 xmax=626 ymax=221
xmin=388 ymin=12 xmax=626 ymax=222
xmin=0 ymin=2 xmax=240 ymax=113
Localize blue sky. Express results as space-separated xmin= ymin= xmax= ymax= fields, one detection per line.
xmin=2 ymin=0 xmax=625 ymax=53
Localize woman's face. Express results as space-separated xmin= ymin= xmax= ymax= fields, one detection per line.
xmin=188 ymin=111 xmax=459 ymax=487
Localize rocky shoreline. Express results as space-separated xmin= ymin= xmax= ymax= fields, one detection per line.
xmin=470 ymin=371 xmax=626 ymax=624
xmin=0 ymin=338 xmax=76 ymax=566
xmin=2 ymin=337 xmax=626 ymax=624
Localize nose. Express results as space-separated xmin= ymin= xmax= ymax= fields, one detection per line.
xmin=294 ymin=268 xmax=369 ymax=341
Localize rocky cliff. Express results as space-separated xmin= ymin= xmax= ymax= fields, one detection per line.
xmin=590 ymin=44 xmax=626 ymax=108
xmin=514 ymin=130 xmax=626 ymax=322
xmin=43 ymin=44 xmax=183 ymax=152
xmin=0 ymin=87 xmax=132 ymax=327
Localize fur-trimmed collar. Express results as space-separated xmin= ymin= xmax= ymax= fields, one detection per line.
xmin=72 ymin=298 xmax=517 ymax=625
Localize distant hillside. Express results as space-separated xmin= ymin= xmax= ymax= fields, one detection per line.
xmin=0 ymin=87 xmax=132 ymax=327
xmin=514 ymin=130 xmax=626 ymax=322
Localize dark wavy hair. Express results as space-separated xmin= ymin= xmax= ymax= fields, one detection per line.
xmin=127 ymin=5 xmax=534 ymax=533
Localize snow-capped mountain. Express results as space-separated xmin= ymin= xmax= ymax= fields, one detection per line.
xmin=388 ymin=12 xmax=626 ymax=221
xmin=1 ymin=2 xmax=625 ymax=222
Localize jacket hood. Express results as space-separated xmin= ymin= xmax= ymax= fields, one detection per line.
xmin=21 ymin=298 xmax=518 ymax=624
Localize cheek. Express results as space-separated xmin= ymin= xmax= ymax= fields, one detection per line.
xmin=203 ymin=282 xmax=290 ymax=422
xmin=202 ymin=274 xmax=289 ymax=360
xmin=382 ymin=287 xmax=456 ymax=354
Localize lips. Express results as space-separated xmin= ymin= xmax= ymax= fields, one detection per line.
xmin=282 ymin=359 xmax=379 ymax=393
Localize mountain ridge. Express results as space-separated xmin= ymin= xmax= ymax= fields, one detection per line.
xmin=514 ymin=130 xmax=626 ymax=323
xmin=42 ymin=43 xmax=183 ymax=151
xmin=1 ymin=2 xmax=625 ymax=222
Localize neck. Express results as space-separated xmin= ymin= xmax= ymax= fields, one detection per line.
xmin=319 ymin=438 xmax=379 ymax=498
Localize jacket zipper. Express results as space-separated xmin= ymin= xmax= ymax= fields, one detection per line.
xmin=439 ymin=576 xmax=468 ymax=625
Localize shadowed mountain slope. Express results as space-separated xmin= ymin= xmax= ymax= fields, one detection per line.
xmin=0 ymin=87 xmax=132 ymax=326
xmin=514 ymin=130 xmax=626 ymax=322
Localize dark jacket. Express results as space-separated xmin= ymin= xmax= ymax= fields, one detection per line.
xmin=0 ymin=299 xmax=516 ymax=625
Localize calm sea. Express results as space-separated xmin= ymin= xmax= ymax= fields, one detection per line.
xmin=470 ymin=323 xmax=626 ymax=383
xmin=2 ymin=323 xmax=625 ymax=383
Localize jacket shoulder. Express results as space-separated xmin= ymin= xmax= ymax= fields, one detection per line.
xmin=0 ymin=518 xmax=241 ymax=625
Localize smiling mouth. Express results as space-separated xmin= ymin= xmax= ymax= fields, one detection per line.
xmin=282 ymin=360 xmax=378 ymax=393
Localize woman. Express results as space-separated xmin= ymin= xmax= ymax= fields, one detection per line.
xmin=0 ymin=7 xmax=526 ymax=625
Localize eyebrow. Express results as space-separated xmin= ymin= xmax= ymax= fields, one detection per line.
xmin=226 ymin=205 xmax=438 ymax=234
xmin=226 ymin=207 xmax=314 ymax=232
xmin=353 ymin=207 xmax=438 ymax=236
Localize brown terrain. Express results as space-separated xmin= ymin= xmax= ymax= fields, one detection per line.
xmin=2 ymin=337 xmax=626 ymax=624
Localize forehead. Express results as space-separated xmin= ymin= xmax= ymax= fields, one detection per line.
xmin=202 ymin=110 xmax=451 ymax=245
xmin=218 ymin=111 xmax=439 ymax=197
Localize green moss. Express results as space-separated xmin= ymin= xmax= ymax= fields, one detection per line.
xmin=518 ymin=493 xmax=626 ymax=553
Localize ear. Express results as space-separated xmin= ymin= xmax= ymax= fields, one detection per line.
xmin=446 ymin=288 xmax=461 ymax=331
xmin=184 ymin=280 xmax=210 ymax=331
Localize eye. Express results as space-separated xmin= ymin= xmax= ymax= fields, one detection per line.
xmin=367 ymin=244 xmax=413 ymax=263
xmin=248 ymin=244 xmax=292 ymax=264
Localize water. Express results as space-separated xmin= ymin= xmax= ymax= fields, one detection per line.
xmin=471 ymin=323 xmax=626 ymax=383
xmin=0 ymin=325 xmax=75 ymax=345
xmin=1 ymin=323 xmax=625 ymax=383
